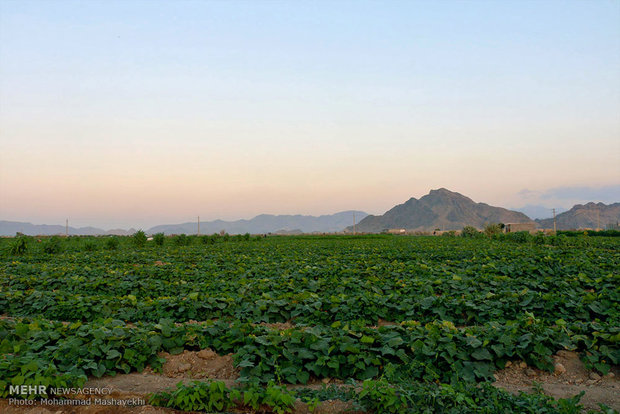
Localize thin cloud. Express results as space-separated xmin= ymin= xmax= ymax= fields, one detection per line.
xmin=512 ymin=185 xmax=619 ymax=218
xmin=539 ymin=185 xmax=620 ymax=203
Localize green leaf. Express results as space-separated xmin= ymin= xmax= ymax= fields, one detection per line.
xmin=471 ymin=348 xmax=492 ymax=361
xmin=107 ymin=349 xmax=122 ymax=359
xmin=465 ymin=336 xmax=482 ymax=348
xmin=296 ymin=370 xmax=310 ymax=384
xmin=387 ymin=337 xmax=404 ymax=347
xmin=361 ymin=335 xmax=375 ymax=344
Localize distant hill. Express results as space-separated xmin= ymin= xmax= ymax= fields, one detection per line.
xmin=0 ymin=211 xmax=367 ymax=236
xmin=0 ymin=221 xmax=109 ymax=236
xmin=350 ymin=188 xmax=533 ymax=232
xmin=5 ymin=197 xmax=619 ymax=236
xmin=105 ymin=228 xmax=136 ymax=236
xmin=536 ymin=202 xmax=620 ymax=230
xmin=146 ymin=211 xmax=368 ymax=235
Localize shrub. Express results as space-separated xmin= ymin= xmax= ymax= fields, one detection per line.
xmin=83 ymin=241 xmax=97 ymax=251
xmin=153 ymin=233 xmax=165 ymax=246
xmin=8 ymin=237 xmax=28 ymax=255
xmin=461 ymin=226 xmax=481 ymax=238
xmin=105 ymin=237 xmax=119 ymax=250
xmin=133 ymin=230 xmax=147 ymax=247
xmin=201 ymin=235 xmax=217 ymax=245
xmin=42 ymin=236 xmax=63 ymax=254
xmin=174 ymin=234 xmax=190 ymax=246
xmin=484 ymin=223 xmax=503 ymax=238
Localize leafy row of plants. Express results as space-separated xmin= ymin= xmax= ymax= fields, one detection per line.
xmin=1 ymin=313 xmax=617 ymax=401
xmin=2 ymin=237 xmax=617 ymax=330
xmin=2 ymin=232 xmax=263 ymax=255
xmin=149 ymin=380 xmax=296 ymax=413
xmin=2 ymin=265 xmax=616 ymax=330
xmin=148 ymin=379 xmax=616 ymax=414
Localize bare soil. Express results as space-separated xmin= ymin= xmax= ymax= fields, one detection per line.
xmin=152 ymin=349 xmax=239 ymax=380
xmin=255 ymin=322 xmax=295 ymax=330
xmin=492 ymin=351 xmax=619 ymax=411
xmin=376 ymin=319 xmax=397 ymax=327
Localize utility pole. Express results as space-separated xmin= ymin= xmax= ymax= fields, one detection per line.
xmin=65 ymin=219 xmax=68 ymax=236
xmin=197 ymin=216 xmax=200 ymax=236
xmin=552 ymin=209 xmax=556 ymax=234
xmin=353 ymin=213 xmax=356 ymax=235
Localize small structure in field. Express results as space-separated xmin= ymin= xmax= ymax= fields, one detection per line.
xmin=504 ymin=223 xmax=537 ymax=233
xmin=385 ymin=228 xmax=407 ymax=234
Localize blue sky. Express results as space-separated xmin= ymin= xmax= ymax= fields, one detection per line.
xmin=1 ymin=0 xmax=619 ymax=228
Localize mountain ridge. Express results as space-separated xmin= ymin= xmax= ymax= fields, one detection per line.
xmin=0 ymin=211 xmax=368 ymax=236
xmin=146 ymin=210 xmax=367 ymax=235
xmin=349 ymin=188 xmax=533 ymax=232
xmin=536 ymin=202 xmax=620 ymax=230
xmin=3 ymin=191 xmax=619 ymax=236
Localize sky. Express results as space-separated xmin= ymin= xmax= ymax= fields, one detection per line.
xmin=1 ymin=0 xmax=619 ymax=228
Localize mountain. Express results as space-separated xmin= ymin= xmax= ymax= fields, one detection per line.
xmin=106 ymin=228 xmax=136 ymax=236
xmin=0 ymin=211 xmax=367 ymax=236
xmin=350 ymin=189 xmax=533 ymax=232
xmin=536 ymin=202 xmax=620 ymax=230
xmin=146 ymin=211 xmax=368 ymax=235
xmin=0 ymin=221 xmax=107 ymax=236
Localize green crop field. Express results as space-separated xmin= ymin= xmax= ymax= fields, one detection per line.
xmin=0 ymin=234 xmax=618 ymax=413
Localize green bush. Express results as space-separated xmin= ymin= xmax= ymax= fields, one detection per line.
xmin=83 ymin=241 xmax=97 ymax=252
xmin=201 ymin=235 xmax=217 ymax=244
xmin=105 ymin=237 xmax=119 ymax=250
xmin=153 ymin=233 xmax=165 ymax=246
xmin=461 ymin=226 xmax=482 ymax=238
xmin=8 ymin=237 xmax=28 ymax=255
xmin=484 ymin=223 xmax=503 ymax=238
xmin=133 ymin=230 xmax=147 ymax=247
xmin=174 ymin=234 xmax=190 ymax=246
xmin=42 ymin=236 xmax=63 ymax=254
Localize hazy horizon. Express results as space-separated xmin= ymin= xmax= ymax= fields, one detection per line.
xmin=2 ymin=184 xmax=619 ymax=230
xmin=1 ymin=1 xmax=619 ymax=229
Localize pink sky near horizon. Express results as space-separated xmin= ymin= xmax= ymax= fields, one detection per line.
xmin=1 ymin=1 xmax=619 ymax=228
xmin=2 ymin=119 xmax=618 ymax=228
